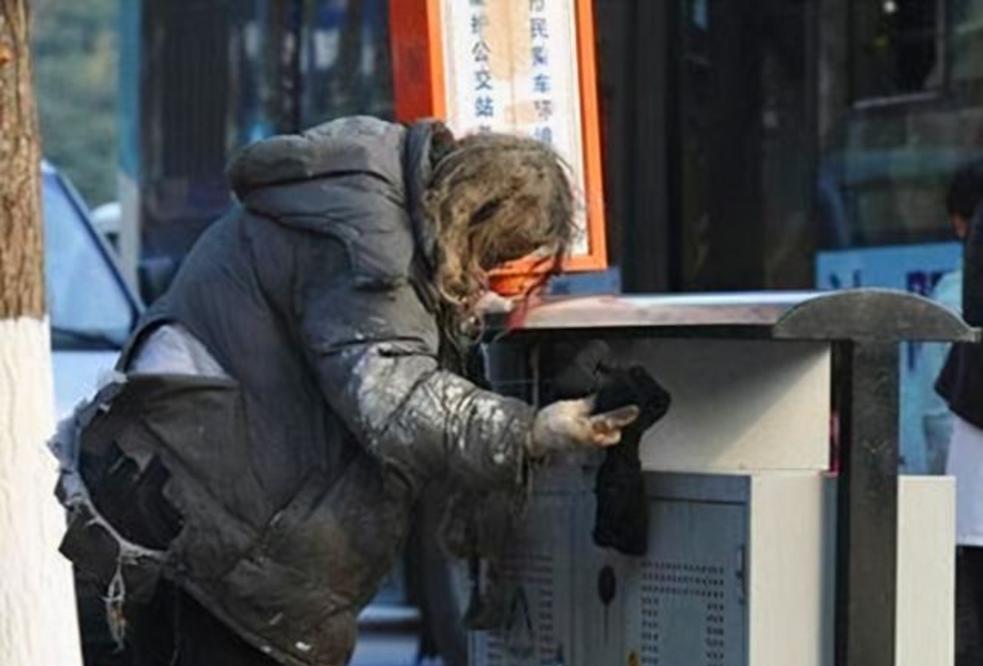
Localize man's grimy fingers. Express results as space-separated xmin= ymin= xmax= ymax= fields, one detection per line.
xmin=593 ymin=430 xmax=622 ymax=447
xmin=591 ymin=405 xmax=641 ymax=432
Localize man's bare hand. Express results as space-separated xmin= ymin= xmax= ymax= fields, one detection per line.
xmin=528 ymin=396 xmax=640 ymax=458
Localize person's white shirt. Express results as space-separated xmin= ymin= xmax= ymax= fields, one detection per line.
xmin=947 ymin=415 xmax=983 ymax=546
xmin=918 ymin=269 xmax=962 ymax=473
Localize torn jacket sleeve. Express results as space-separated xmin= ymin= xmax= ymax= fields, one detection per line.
xmin=297 ymin=255 xmax=535 ymax=492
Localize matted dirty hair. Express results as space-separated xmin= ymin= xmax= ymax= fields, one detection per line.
xmin=423 ymin=132 xmax=576 ymax=313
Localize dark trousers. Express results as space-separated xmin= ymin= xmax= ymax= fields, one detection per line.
xmin=126 ymin=580 xmax=279 ymax=666
xmin=957 ymin=546 xmax=983 ymax=666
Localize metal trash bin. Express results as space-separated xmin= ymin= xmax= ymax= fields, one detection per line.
xmin=474 ymin=289 xmax=977 ymax=666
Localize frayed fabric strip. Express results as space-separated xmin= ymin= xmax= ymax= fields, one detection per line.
xmin=49 ymin=379 xmax=167 ymax=647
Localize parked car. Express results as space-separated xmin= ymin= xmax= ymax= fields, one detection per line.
xmin=43 ymin=160 xmax=140 ymax=417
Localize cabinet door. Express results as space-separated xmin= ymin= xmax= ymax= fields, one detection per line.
xmin=628 ymin=499 xmax=747 ymax=666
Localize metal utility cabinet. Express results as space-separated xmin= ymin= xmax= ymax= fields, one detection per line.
xmin=476 ymin=289 xmax=975 ymax=666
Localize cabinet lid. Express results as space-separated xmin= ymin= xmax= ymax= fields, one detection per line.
xmin=496 ymin=288 xmax=979 ymax=342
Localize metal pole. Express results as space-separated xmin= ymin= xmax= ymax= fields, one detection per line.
xmin=834 ymin=340 xmax=899 ymax=666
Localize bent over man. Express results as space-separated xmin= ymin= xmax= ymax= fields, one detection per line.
xmin=53 ymin=116 xmax=637 ymax=666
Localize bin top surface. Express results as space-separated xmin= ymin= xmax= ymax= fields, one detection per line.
xmin=498 ymin=288 xmax=980 ymax=342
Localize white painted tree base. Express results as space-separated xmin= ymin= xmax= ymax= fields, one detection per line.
xmin=0 ymin=317 xmax=82 ymax=666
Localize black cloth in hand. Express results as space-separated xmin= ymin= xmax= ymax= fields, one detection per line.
xmin=591 ymin=365 xmax=671 ymax=556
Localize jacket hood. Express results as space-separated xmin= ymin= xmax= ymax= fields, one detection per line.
xmin=227 ymin=116 xmax=406 ymax=200
xmin=226 ymin=116 xmax=450 ymax=278
xmin=403 ymin=119 xmax=455 ymax=276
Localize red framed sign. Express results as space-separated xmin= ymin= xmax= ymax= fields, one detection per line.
xmin=390 ymin=0 xmax=608 ymax=289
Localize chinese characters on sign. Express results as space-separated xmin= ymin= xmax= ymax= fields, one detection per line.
xmin=442 ymin=0 xmax=589 ymax=254
xmin=471 ymin=3 xmax=495 ymax=130
xmin=529 ymin=1 xmax=553 ymax=145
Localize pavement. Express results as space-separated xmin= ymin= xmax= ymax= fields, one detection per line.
xmin=351 ymin=602 xmax=422 ymax=666
xmin=349 ymin=632 xmax=419 ymax=666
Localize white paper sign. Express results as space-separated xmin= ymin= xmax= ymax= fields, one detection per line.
xmin=440 ymin=0 xmax=589 ymax=254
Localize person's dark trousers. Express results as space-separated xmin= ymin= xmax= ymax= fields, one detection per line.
xmin=956 ymin=546 xmax=983 ymax=666
xmin=127 ymin=580 xmax=279 ymax=666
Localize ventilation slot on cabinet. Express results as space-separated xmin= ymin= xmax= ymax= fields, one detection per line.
xmin=484 ymin=634 xmax=505 ymax=666
xmin=641 ymin=560 xmax=727 ymax=666
xmin=475 ymin=550 xmax=559 ymax=665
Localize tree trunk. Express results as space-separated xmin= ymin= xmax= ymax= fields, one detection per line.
xmin=0 ymin=2 xmax=83 ymax=664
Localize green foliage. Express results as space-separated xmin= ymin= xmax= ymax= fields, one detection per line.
xmin=32 ymin=0 xmax=118 ymax=207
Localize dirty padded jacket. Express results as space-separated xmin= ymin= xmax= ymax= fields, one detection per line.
xmin=59 ymin=117 xmax=535 ymax=666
